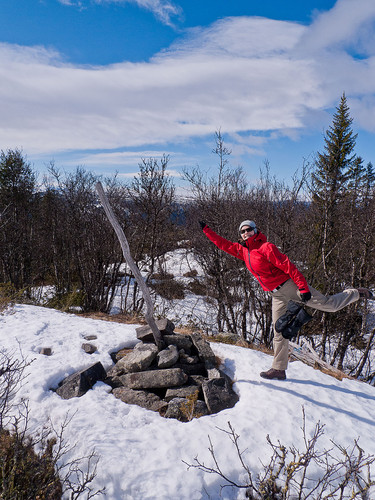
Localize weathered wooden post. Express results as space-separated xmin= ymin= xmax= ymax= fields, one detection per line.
xmin=95 ymin=181 xmax=163 ymax=350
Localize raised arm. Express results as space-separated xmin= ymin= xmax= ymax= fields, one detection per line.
xmin=199 ymin=222 xmax=245 ymax=262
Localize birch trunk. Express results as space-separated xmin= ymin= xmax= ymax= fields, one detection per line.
xmin=95 ymin=182 xmax=163 ymax=349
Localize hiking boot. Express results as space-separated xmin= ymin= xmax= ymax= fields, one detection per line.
xmin=260 ymin=368 xmax=286 ymax=380
xmin=357 ymin=288 xmax=374 ymax=299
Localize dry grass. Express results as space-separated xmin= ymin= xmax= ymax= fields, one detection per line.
xmin=77 ymin=311 xmax=147 ymax=325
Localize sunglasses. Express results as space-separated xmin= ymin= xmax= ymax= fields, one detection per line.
xmin=240 ymin=227 xmax=254 ymax=234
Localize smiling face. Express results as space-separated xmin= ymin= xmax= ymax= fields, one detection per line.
xmin=240 ymin=225 xmax=255 ymax=241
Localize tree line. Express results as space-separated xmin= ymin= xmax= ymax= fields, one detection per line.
xmin=1 ymin=94 xmax=374 ymax=382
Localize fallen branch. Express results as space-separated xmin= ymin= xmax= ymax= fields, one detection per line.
xmin=95 ymin=182 xmax=163 ymax=349
xmin=289 ymin=340 xmax=348 ymax=380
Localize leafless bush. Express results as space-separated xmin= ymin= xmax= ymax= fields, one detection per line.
xmin=0 ymin=350 xmax=105 ymax=498
xmin=0 ymin=283 xmax=22 ymax=315
xmin=0 ymin=348 xmax=30 ymax=428
xmin=183 ymin=269 xmax=198 ymax=278
xmin=184 ymin=408 xmax=375 ymax=499
xmin=150 ymin=278 xmax=186 ymax=300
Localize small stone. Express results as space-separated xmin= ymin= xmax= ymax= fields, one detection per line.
xmin=136 ymin=318 xmax=175 ymax=342
xmin=157 ymin=345 xmax=179 ymax=368
xmin=84 ymin=335 xmax=97 ymax=341
xmin=179 ymin=351 xmax=199 ymax=364
xmin=206 ymin=365 xmax=222 ymax=379
xmin=116 ymin=343 xmax=158 ymax=374
xmin=40 ymin=347 xmax=52 ymax=356
xmin=82 ymin=343 xmax=97 ymax=354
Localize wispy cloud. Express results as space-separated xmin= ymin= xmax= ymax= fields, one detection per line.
xmin=57 ymin=0 xmax=182 ymax=26
xmin=1 ymin=0 xmax=375 ymax=165
xmin=76 ymin=150 xmax=186 ymax=167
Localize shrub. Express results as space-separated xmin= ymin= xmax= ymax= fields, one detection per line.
xmin=183 ymin=269 xmax=198 ymax=278
xmin=151 ymin=279 xmax=186 ymax=300
xmin=184 ymin=408 xmax=375 ymax=499
xmin=0 ymin=350 xmax=105 ymax=498
xmin=187 ymin=279 xmax=207 ymax=296
xmin=151 ymin=271 xmax=175 ymax=280
xmin=46 ymin=289 xmax=86 ymax=312
xmin=0 ymin=282 xmax=22 ymax=315
xmin=0 ymin=429 xmax=62 ymax=498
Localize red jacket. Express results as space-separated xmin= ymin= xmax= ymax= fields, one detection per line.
xmin=203 ymin=226 xmax=309 ymax=293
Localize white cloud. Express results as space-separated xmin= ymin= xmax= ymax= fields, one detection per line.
xmin=304 ymin=0 xmax=375 ymax=55
xmin=1 ymin=0 xmax=375 ymax=164
xmin=57 ymin=0 xmax=182 ymax=26
xmin=76 ymin=150 xmax=186 ymax=167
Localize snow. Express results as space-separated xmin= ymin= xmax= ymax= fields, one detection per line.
xmin=1 ymin=303 xmax=375 ymax=499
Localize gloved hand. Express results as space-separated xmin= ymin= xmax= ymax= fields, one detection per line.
xmin=199 ymin=221 xmax=207 ymax=230
xmin=300 ymin=291 xmax=312 ymax=303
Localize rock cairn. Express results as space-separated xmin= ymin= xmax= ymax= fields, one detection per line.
xmin=55 ymin=319 xmax=239 ymax=421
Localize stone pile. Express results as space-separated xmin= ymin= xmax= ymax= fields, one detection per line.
xmin=55 ymin=319 xmax=239 ymax=422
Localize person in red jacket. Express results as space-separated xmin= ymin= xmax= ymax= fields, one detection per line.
xmin=199 ymin=219 xmax=373 ymax=380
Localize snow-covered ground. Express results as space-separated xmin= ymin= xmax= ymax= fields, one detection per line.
xmin=110 ymin=248 xmax=219 ymax=332
xmin=2 ymin=303 xmax=375 ymax=499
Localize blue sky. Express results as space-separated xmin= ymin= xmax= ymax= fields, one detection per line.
xmin=1 ymin=0 xmax=375 ymax=188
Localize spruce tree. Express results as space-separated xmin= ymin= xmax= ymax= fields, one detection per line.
xmin=0 ymin=149 xmax=36 ymax=288
xmin=310 ymin=93 xmax=360 ymax=285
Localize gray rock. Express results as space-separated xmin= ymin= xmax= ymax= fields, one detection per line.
xmin=165 ymin=385 xmax=201 ymax=402
xmin=113 ymin=347 xmax=133 ymax=362
xmin=172 ymin=362 xmax=207 ymax=377
xmin=206 ymin=364 xmax=233 ymax=387
xmin=165 ymin=397 xmax=209 ymax=421
xmin=82 ymin=343 xmax=97 ymax=354
xmin=120 ymin=367 xmax=188 ymax=389
xmin=105 ymin=364 xmax=118 ymax=378
xmin=179 ymin=351 xmax=199 ymax=364
xmin=40 ymin=347 xmax=52 ymax=356
xmin=157 ymin=344 xmax=179 ymax=368
xmin=136 ymin=318 xmax=175 ymax=343
xmin=206 ymin=365 xmax=222 ymax=379
xmin=190 ymin=332 xmax=216 ymax=365
xmin=202 ymin=377 xmax=239 ymax=414
xmin=112 ymin=387 xmax=167 ymax=412
xmin=189 ymin=375 xmax=206 ymax=387
xmin=194 ymin=400 xmax=210 ymax=417
xmin=83 ymin=335 xmax=97 ymax=341
xmin=56 ymin=362 xmax=107 ymax=399
xmin=164 ymin=397 xmax=189 ymax=421
xmin=116 ymin=343 xmax=158 ymax=374
xmin=163 ymin=334 xmax=193 ymax=352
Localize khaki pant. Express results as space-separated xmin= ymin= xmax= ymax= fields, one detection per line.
xmin=270 ymin=279 xmax=360 ymax=371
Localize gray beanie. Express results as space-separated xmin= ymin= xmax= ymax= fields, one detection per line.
xmin=239 ymin=220 xmax=257 ymax=233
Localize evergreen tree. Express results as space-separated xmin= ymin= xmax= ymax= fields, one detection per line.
xmin=310 ymin=93 xmax=360 ymax=284
xmin=0 ymin=149 xmax=36 ymax=288
xmin=0 ymin=149 xmax=35 ymax=208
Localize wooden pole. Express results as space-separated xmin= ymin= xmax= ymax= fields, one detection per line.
xmin=95 ymin=181 xmax=163 ymax=349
